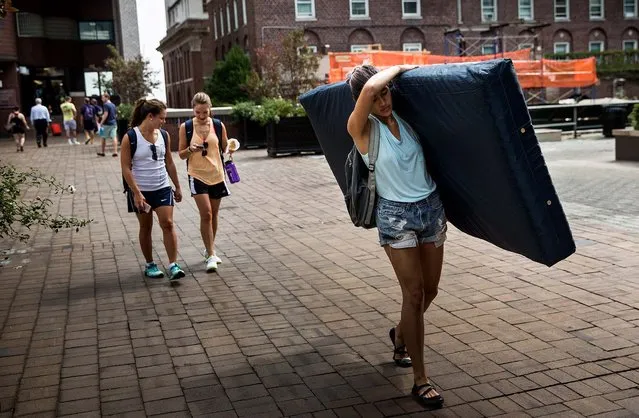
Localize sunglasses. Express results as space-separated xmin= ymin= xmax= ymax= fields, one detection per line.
xmin=150 ymin=144 xmax=158 ymax=161
xmin=201 ymin=141 xmax=209 ymax=157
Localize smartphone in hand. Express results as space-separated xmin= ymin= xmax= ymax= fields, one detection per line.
xmin=142 ymin=202 xmax=152 ymax=213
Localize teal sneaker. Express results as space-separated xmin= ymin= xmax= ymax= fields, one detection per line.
xmin=144 ymin=263 xmax=164 ymax=278
xmin=168 ymin=263 xmax=185 ymax=281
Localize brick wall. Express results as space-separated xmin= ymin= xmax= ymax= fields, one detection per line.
xmin=0 ymin=12 xmax=17 ymax=60
xmin=459 ymin=0 xmax=639 ymax=54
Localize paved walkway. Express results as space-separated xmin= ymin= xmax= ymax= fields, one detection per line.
xmin=1 ymin=136 xmax=638 ymax=417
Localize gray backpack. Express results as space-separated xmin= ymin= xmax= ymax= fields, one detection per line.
xmin=344 ymin=116 xmax=380 ymax=229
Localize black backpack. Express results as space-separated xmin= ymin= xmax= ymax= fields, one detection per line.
xmin=344 ymin=116 xmax=380 ymax=229
xmin=122 ymin=128 xmax=169 ymax=193
xmin=185 ymin=118 xmax=225 ymax=164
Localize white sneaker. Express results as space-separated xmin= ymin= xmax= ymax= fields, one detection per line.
xmin=205 ymin=256 xmax=217 ymax=272
xmin=73 ymin=139 xmax=80 ymax=145
xmin=212 ymin=254 xmax=222 ymax=264
xmin=68 ymin=139 xmax=73 ymax=145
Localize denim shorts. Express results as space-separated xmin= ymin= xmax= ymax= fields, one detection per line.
xmin=376 ymin=191 xmax=447 ymax=249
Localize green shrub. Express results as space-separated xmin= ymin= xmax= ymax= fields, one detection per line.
xmin=630 ymin=103 xmax=639 ymax=130
xmin=117 ymin=103 xmax=134 ymax=121
xmin=231 ymin=101 xmax=256 ymax=121
xmin=251 ymin=98 xmax=306 ymax=126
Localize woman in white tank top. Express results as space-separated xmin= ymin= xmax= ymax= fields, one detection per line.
xmin=120 ymin=98 xmax=186 ymax=282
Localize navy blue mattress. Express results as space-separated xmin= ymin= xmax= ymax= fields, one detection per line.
xmin=299 ymin=59 xmax=575 ymax=267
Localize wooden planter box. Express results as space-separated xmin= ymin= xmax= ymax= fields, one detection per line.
xmin=241 ymin=119 xmax=267 ymax=149
xmin=116 ymin=119 xmax=129 ymax=144
xmin=612 ymin=128 xmax=639 ymax=162
xmin=266 ymin=116 xmax=323 ymax=157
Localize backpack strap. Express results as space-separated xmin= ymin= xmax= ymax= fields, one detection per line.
xmin=159 ymin=128 xmax=169 ymax=159
xmin=212 ymin=118 xmax=224 ymax=160
xmin=127 ymin=128 xmax=137 ymax=157
xmin=123 ymin=128 xmax=137 ymax=193
xmin=364 ymin=115 xmax=380 ymax=226
xmin=185 ymin=118 xmax=194 ymax=146
xmin=367 ymin=115 xmax=380 ymax=171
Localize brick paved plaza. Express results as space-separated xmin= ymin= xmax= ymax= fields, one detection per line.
xmin=1 ymin=136 xmax=638 ymax=417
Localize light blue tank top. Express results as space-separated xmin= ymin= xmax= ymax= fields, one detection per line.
xmin=360 ymin=112 xmax=436 ymax=203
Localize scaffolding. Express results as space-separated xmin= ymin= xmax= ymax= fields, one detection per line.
xmin=443 ymin=30 xmax=538 ymax=58
xmin=441 ymin=28 xmax=598 ymax=103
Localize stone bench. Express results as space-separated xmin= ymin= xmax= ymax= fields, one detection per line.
xmin=612 ymin=128 xmax=639 ymax=162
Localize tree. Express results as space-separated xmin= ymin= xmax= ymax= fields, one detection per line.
xmin=247 ymin=30 xmax=321 ymax=101
xmin=102 ymin=45 xmax=159 ymax=104
xmin=0 ymin=164 xmax=91 ymax=242
xmin=245 ymin=44 xmax=282 ymax=101
xmin=205 ymin=45 xmax=252 ymax=105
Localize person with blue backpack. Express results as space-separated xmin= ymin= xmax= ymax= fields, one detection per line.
xmin=177 ymin=92 xmax=235 ymax=273
xmin=120 ymin=98 xmax=186 ymax=281
xmin=81 ymin=97 xmax=97 ymax=145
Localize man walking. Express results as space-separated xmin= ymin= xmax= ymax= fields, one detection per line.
xmin=30 ymin=98 xmax=50 ymax=147
xmin=60 ymin=96 xmax=78 ymax=145
xmin=98 ymin=93 xmax=118 ymax=157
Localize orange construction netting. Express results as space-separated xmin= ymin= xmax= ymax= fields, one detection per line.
xmin=328 ymin=49 xmax=598 ymax=89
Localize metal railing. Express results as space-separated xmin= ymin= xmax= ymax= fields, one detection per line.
xmin=528 ymin=100 xmax=639 ymax=138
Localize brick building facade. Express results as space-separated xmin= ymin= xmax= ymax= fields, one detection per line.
xmin=208 ymin=0 xmax=639 ymax=56
xmin=0 ymin=0 xmax=139 ymax=133
xmin=158 ymin=0 xmax=215 ymax=109
xmin=457 ymin=0 xmax=639 ymax=55
xmin=159 ymin=1 xmax=639 ymax=106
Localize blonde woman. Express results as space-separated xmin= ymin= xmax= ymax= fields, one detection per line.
xmin=178 ymin=92 xmax=235 ymax=272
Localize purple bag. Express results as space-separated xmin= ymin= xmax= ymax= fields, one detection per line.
xmin=224 ymin=159 xmax=240 ymax=183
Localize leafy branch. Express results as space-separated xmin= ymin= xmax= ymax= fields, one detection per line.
xmin=0 ymin=164 xmax=92 ymax=242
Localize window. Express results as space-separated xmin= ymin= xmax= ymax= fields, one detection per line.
xmin=623 ymin=40 xmax=638 ymax=50
xmin=402 ymin=0 xmax=421 ymax=18
xmin=625 ymin=0 xmax=637 ymax=18
xmin=350 ymin=0 xmax=368 ymax=18
xmin=589 ymin=0 xmax=603 ymax=19
xmin=219 ymin=8 xmax=224 ymax=36
xmin=84 ymin=71 xmax=112 ymax=96
xmin=481 ymin=44 xmax=497 ymax=54
xmin=589 ymin=41 xmax=604 ymax=52
xmin=351 ymin=44 xmax=368 ymax=52
xmin=295 ymin=0 xmax=315 ymax=19
xmin=554 ymin=42 xmax=570 ymax=54
xmin=226 ymin=4 xmax=231 ymax=34
xmin=233 ymin=1 xmax=238 ymax=30
xmin=518 ymin=0 xmax=533 ymax=21
xmin=16 ymin=12 xmax=45 ymax=37
xmin=79 ymin=21 xmax=114 ymax=41
xmin=481 ymin=0 xmax=497 ymax=23
xmin=242 ymin=0 xmax=247 ymax=24
xmin=554 ymin=0 xmax=569 ymax=20
xmin=213 ymin=12 xmax=218 ymax=39
xmin=44 ymin=17 xmax=77 ymax=40
xmin=403 ymin=42 xmax=422 ymax=52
